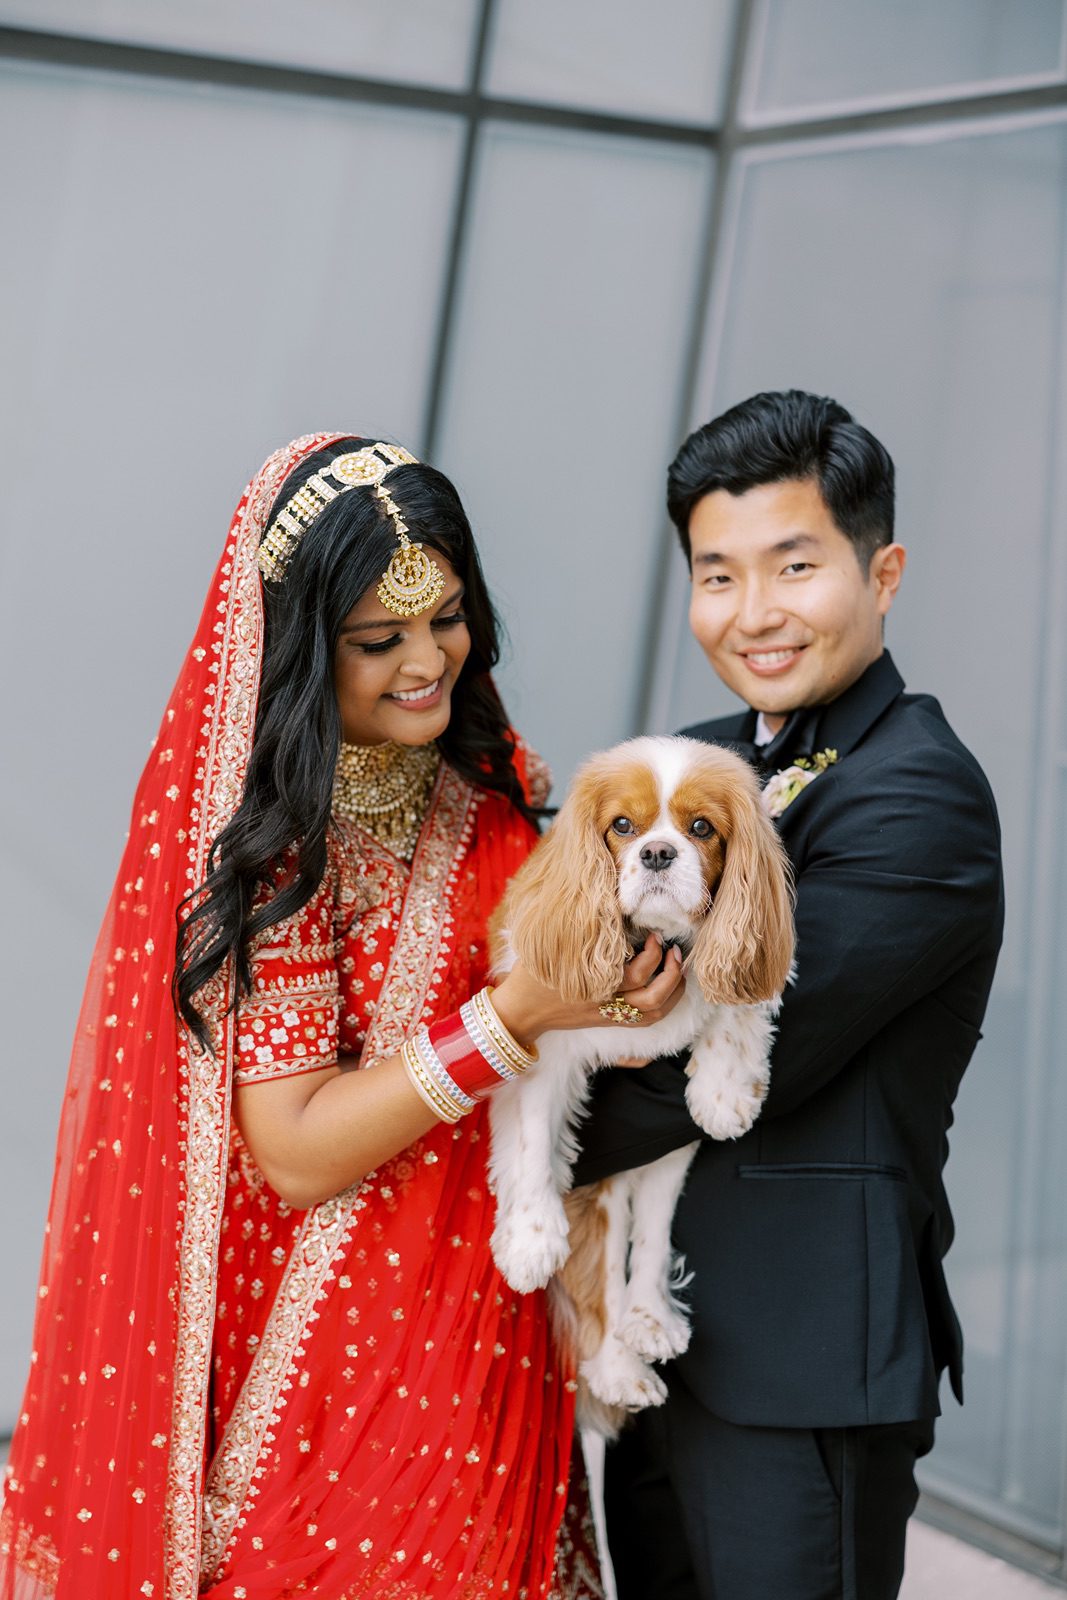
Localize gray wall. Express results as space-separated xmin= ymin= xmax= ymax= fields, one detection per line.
xmin=2 ymin=0 xmax=1066 ymax=1570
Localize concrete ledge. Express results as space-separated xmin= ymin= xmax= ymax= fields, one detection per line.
xmin=904 ymin=1521 xmax=1064 ymax=1598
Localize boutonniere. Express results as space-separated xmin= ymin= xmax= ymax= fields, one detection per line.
xmin=761 ymin=748 xmax=839 ymax=819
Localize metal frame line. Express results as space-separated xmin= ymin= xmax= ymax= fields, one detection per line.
xmin=631 ymin=0 xmax=759 ymax=737
xmin=2 ymin=23 xmax=1064 ymax=145
xmin=0 ymin=24 xmax=720 ymax=146
xmin=420 ymin=0 xmax=496 ymax=457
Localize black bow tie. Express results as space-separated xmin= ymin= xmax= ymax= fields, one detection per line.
xmin=753 ymin=708 xmax=820 ymax=779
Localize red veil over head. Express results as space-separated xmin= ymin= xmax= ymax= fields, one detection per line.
xmin=0 ymin=434 xmax=351 ymax=1598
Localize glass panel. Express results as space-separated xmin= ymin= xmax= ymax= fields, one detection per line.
xmin=486 ymin=0 xmax=737 ymax=124
xmin=0 ymin=58 xmax=462 ymax=1429
xmin=0 ymin=0 xmax=480 ymax=90
xmin=745 ymin=0 xmax=1067 ymax=120
xmin=665 ymin=119 xmax=1067 ymax=1541
xmin=436 ymin=122 xmax=712 ymax=787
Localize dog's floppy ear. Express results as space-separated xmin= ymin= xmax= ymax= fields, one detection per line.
xmin=690 ymin=765 xmax=795 ymax=1005
xmin=502 ymin=762 xmax=628 ymax=1003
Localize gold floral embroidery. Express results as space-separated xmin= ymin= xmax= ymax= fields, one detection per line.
xmin=515 ymin=734 xmax=553 ymax=811
xmin=200 ymin=765 xmax=479 ymax=1585
xmin=547 ymin=1475 xmax=606 ymax=1600
xmin=233 ymin=989 xmax=338 ymax=1084
xmin=0 ymin=1507 xmax=60 ymax=1591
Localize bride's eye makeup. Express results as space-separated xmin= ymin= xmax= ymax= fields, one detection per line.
xmin=356 ymin=610 xmax=466 ymax=656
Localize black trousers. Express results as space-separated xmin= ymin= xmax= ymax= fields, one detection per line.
xmin=604 ymin=1375 xmax=935 ymax=1600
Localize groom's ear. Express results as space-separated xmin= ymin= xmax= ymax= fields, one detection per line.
xmin=871 ymin=542 xmax=907 ymax=619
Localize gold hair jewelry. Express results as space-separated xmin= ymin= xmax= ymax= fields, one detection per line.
xmin=372 ymin=478 xmax=447 ymax=618
xmin=258 ymin=441 xmax=446 ymax=618
xmin=598 ymin=996 xmax=644 ymax=1025
xmin=332 ymin=740 xmax=440 ymax=859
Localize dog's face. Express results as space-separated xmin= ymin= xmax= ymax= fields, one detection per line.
xmin=594 ymin=743 xmax=730 ymax=942
xmin=502 ymin=734 xmax=795 ymax=1006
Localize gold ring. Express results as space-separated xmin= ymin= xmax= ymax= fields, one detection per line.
xmin=598 ymin=996 xmax=644 ymax=1025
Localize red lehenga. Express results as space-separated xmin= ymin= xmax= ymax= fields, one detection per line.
xmin=0 ymin=435 xmax=603 ymax=1600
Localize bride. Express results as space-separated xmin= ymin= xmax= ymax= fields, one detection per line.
xmin=0 ymin=433 xmax=681 ymax=1600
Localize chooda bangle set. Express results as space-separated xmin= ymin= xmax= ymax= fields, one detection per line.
xmin=401 ymin=986 xmax=537 ymax=1124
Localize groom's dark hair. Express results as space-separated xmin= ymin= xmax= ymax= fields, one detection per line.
xmin=667 ymin=389 xmax=895 ymax=571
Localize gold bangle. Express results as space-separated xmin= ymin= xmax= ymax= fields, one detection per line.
xmin=471 ymin=988 xmax=531 ymax=1072
xmin=401 ymin=1038 xmax=465 ymax=1124
xmin=474 ymin=987 xmax=538 ymax=1071
xmin=404 ymin=1040 xmax=464 ymax=1123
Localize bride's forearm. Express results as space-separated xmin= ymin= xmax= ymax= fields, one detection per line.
xmin=234 ymin=1052 xmax=438 ymax=1210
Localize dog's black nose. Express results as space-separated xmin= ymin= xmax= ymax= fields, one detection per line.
xmin=640 ymin=841 xmax=677 ymax=872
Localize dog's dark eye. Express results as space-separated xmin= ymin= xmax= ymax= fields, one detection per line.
xmin=611 ymin=817 xmax=635 ymax=836
xmin=690 ymin=818 xmax=715 ymax=838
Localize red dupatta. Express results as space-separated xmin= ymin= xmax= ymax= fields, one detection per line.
xmin=1 ymin=434 xmax=585 ymax=1599
xmin=0 ymin=434 xmax=341 ymax=1598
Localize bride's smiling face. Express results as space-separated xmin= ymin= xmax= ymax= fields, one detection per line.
xmin=333 ymin=553 xmax=471 ymax=746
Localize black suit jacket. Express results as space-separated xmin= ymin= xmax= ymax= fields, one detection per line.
xmin=573 ymin=652 xmax=1004 ymax=1429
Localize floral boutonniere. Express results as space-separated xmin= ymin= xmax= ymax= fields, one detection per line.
xmin=761 ymin=748 xmax=839 ymax=819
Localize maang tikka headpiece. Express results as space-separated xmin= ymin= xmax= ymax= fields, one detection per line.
xmin=257 ymin=441 xmax=447 ymax=617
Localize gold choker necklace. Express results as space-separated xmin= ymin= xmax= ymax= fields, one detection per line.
xmin=332 ymin=740 xmax=440 ymax=859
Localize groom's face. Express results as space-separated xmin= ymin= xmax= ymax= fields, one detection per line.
xmin=687 ymin=477 xmax=904 ymax=718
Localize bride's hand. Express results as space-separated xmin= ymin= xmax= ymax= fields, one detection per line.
xmin=490 ymin=934 xmax=685 ymax=1051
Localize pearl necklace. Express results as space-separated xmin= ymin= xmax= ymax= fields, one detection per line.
xmin=332 ymin=740 xmax=440 ymax=859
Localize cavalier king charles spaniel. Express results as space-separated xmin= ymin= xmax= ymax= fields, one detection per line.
xmin=488 ymin=734 xmax=795 ymax=1430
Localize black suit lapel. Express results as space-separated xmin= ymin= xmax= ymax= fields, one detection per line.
xmin=807 ymin=651 xmax=904 ymax=759
xmin=763 ymin=653 xmax=906 ymax=832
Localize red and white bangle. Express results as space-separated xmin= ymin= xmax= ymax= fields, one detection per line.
xmin=428 ymin=1010 xmax=506 ymax=1099
xmin=401 ymin=986 xmax=537 ymax=1124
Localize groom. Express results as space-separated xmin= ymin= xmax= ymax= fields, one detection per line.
xmin=575 ymin=390 xmax=1004 ymax=1600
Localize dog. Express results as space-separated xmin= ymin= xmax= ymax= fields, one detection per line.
xmin=487 ymin=734 xmax=795 ymax=1429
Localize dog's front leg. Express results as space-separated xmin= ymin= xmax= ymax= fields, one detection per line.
xmin=684 ymin=1002 xmax=776 ymax=1139
xmin=488 ymin=1041 xmax=587 ymax=1293
xmin=618 ymin=1143 xmax=698 ymax=1362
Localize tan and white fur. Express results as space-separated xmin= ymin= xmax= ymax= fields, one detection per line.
xmin=487 ymin=735 xmax=795 ymax=1430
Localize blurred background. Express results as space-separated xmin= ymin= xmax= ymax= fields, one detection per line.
xmin=1 ymin=0 xmax=1066 ymax=1583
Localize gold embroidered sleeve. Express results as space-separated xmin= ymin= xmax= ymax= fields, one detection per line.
xmin=234 ymin=844 xmax=340 ymax=1086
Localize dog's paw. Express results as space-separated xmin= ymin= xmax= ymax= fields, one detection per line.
xmin=581 ymin=1342 xmax=668 ymax=1411
xmin=491 ymin=1207 xmax=570 ymax=1293
xmin=618 ymin=1299 xmax=691 ymax=1362
xmin=685 ymin=1070 xmax=768 ymax=1140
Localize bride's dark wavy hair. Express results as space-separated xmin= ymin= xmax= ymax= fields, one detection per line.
xmin=175 ymin=438 xmax=533 ymax=1047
